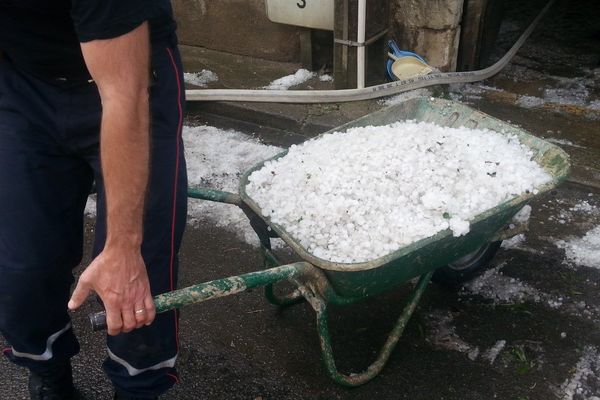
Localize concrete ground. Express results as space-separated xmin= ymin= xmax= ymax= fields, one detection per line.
xmin=1 ymin=0 xmax=599 ymax=399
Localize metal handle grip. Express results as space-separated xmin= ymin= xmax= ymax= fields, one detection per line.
xmin=89 ymin=311 xmax=107 ymax=332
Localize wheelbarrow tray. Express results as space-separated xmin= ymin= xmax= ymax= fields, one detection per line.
xmin=239 ymin=97 xmax=570 ymax=299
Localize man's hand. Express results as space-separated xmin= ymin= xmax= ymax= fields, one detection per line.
xmin=68 ymin=246 xmax=156 ymax=335
xmin=68 ymin=22 xmax=153 ymax=335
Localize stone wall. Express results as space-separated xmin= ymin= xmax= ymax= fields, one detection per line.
xmin=390 ymin=0 xmax=464 ymax=71
xmin=172 ymin=0 xmax=303 ymax=62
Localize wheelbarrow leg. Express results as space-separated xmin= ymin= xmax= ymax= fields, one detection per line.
xmin=300 ymin=271 xmax=433 ymax=387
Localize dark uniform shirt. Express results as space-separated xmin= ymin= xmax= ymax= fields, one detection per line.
xmin=0 ymin=0 xmax=176 ymax=81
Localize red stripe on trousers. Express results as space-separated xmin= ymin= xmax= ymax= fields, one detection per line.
xmin=165 ymin=47 xmax=183 ymax=351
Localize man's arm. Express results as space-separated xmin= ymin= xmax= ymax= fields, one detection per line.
xmin=68 ymin=22 xmax=156 ymax=336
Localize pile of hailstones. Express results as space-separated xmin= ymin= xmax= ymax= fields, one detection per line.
xmin=246 ymin=121 xmax=552 ymax=263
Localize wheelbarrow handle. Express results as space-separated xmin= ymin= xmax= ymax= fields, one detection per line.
xmin=187 ymin=187 xmax=241 ymax=206
xmin=88 ymin=262 xmax=312 ymax=332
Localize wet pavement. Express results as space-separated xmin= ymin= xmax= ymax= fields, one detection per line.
xmin=1 ymin=0 xmax=599 ymax=398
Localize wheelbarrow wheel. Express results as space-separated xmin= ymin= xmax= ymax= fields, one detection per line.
xmin=432 ymin=241 xmax=502 ymax=288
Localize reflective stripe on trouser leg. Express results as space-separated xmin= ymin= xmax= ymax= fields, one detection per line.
xmin=107 ymin=349 xmax=177 ymax=377
xmin=10 ymin=323 xmax=72 ymax=361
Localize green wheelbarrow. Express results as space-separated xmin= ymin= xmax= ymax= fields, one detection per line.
xmin=89 ymin=97 xmax=570 ymax=387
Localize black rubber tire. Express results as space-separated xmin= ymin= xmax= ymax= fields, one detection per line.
xmin=432 ymin=241 xmax=502 ymax=288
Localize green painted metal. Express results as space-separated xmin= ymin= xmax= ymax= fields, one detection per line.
xmin=264 ymin=284 xmax=304 ymax=306
xmin=261 ymin=246 xmax=364 ymax=306
xmin=187 ymin=187 xmax=242 ymax=206
xmin=89 ymin=262 xmax=311 ymax=331
xmin=322 ymin=206 xmax=515 ymax=297
xmin=239 ymin=97 xmax=570 ymax=298
xmin=261 ymin=247 xmax=305 ymax=306
xmin=303 ymin=271 xmax=433 ymax=386
xmin=151 ymin=262 xmax=309 ymax=311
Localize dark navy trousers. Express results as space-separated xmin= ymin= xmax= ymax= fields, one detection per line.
xmin=0 ymin=37 xmax=187 ymax=398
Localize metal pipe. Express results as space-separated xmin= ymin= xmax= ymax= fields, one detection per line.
xmin=311 ymin=271 xmax=434 ymax=386
xmin=356 ymin=0 xmax=367 ymax=89
xmin=186 ymin=0 xmax=554 ymax=103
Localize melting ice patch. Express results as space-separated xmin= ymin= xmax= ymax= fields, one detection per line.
xmin=558 ymin=346 xmax=600 ymax=400
xmin=547 ymin=199 xmax=599 ymax=225
xmin=501 ymin=233 xmax=526 ymax=249
xmin=460 ymin=262 xmax=600 ymax=322
xmin=264 ymin=69 xmax=316 ymax=90
xmin=183 ymin=126 xmax=281 ymax=195
xmin=517 ymin=95 xmax=545 ymax=109
xmin=483 ymin=340 xmax=506 ymax=364
xmin=183 ymin=70 xmax=219 ymax=87
xmin=556 ymin=225 xmax=600 ymax=269
xmin=462 ymin=264 xmax=543 ymax=304
xmin=544 ymin=77 xmax=590 ymax=107
xmin=425 ymin=311 xmax=509 ymax=364
xmin=183 ymin=125 xmax=282 ymax=246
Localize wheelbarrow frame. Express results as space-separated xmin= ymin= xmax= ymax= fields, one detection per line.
xmin=90 ymin=97 xmax=570 ymax=387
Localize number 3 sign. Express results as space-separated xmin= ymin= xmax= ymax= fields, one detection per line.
xmin=266 ymin=0 xmax=334 ymax=30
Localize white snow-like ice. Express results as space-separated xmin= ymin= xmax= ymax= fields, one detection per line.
xmin=183 ymin=70 xmax=219 ymax=87
xmin=184 ymin=126 xmax=281 ymax=196
xmin=483 ymin=340 xmax=506 ymax=364
xmin=451 ymin=70 xmax=600 ymax=113
xmin=462 ymin=264 xmax=542 ymax=304
xmin=246 ymin=121 xmax=552 ymax=263
xmin=516 ymin=95 xmax=545 ymax=109
xmin=571 ymin=201 xmax=598 ymax=214
xmin=264 ymin=69 xmax=315 ymax=90
xmin=544 ymin=78 xmax=590 ymax=106
xmin=184 ymin=125 xmax=282 ymax=245
xmin=559 ymin=346 xmax=600 ymax=400
xmin=548 ymin=199 xmax=599 ymax=225
xmin=501 ymin=233 xmax=526 ymax=249
xmin=556 ymin=225 xmax=600 ymax=268
xmin=513 ymin=205 xmax=532 ymax=224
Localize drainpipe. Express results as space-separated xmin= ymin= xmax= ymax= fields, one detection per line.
xmin=356 ymin=0 xmax=367 ymax=88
